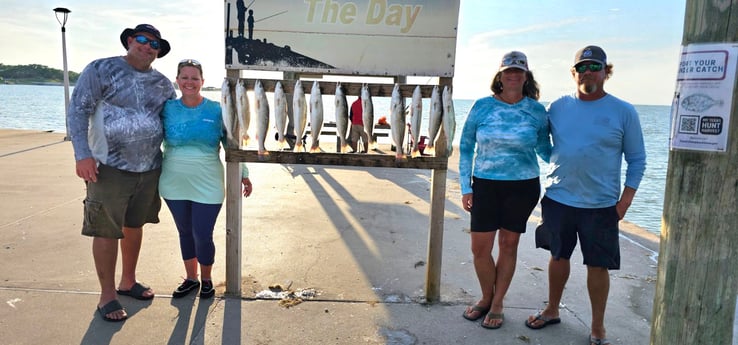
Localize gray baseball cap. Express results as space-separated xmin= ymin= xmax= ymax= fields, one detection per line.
xmin=499 ymin=51 xmax=529 ymax=71
xmin=574 ymin=45 xmax=606 ymax=66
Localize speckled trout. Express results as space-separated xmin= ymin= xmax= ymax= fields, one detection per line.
xmin=334 ymin=82 xmax=350 ymax=153
xmin=409 ymin=85 xmax=423 ymax=158
xmin=309 ymin=81 xmax=324 ymax=153
xmin=442 ymin=85 xmax=456 ymax=156
xmin=274 ymin=81 xmax=288 ymax=150
xmin=425 ymin=85 xmax=442 ymax=156
xmin=220 ymin=78 xmax=237 ymax=148
xmin=235 ymin=79 xmax=250 ymax=148
xmin=390 ymin=83 xmax=406 ymax=160
xmin=292 ymin=80 xmax=308 ymax=152
xmin=254 ymin=80 xmax=270 ymax=157
xmin=361 ymin=84 xmax=376 ymax=150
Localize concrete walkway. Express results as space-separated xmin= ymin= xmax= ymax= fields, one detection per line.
xmin=0 ymin=129 xmax=660 ymax=344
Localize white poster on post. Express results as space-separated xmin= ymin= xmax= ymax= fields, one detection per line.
xmin=670 ymin=43 xmax=738 ymax=152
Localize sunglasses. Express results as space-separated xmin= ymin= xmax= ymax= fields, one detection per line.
xmin=177 ymin=59 xmax=203 ymax=75
xmin=574 ymin=63 xmax=603 ymax=73
xmin=502 ymin=58 xmax=527 ymax=67
xmin=133 ymin=35 xmax=161 ymax=50
xmin=178 ymin=59 xmax=202 ymax=67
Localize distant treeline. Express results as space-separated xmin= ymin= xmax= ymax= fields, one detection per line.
xmin=0 ymin=63 xmax=80 ymax=84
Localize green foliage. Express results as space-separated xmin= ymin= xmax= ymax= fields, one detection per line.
xmin=0 ymin=63 xmax=80 ymax=84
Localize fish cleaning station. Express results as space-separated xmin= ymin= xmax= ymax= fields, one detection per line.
xmin=219 ymin=0 xmax=461 ymax=302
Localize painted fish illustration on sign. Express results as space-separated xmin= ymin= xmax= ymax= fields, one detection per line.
xmin=309 ymin=81 xmax=324 ymax=153
xmin=680 ymin=93 xmax=723 ymax=112
xmin=442 ymin=85 xmax=456 ymax=156
xmin=292 ymin=80 xmax=308 ymax=152
xmin=361 ymin=84 xmax=376 ymax=150
xmin=335 ymin=82 xmax=350 ymax=153
xmin=235 ymin=79 xmax=250 ymax=148
xmin=409 ymin=85 xmax=423 ymax=158
xmin=220 ymin=78 xmax=237 ymax=148
xmin=254 ymin=79 xmax=270 ymax=157
xmin=274 ymin=81 xmax=289 ymax=150
xmin=390 ymin=83 xmax=407 ymax=160
xmin=425 ymin=85 xmax=442 ymax=156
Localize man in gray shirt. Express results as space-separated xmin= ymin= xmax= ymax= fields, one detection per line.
xmin=67 ymin=24 xmax=176 ymax=322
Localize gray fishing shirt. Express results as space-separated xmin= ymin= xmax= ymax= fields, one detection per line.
xmin=67 ymin=56 xmax=176 ymax=172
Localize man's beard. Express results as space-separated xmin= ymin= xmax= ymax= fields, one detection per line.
xmin=579 ymin=81 xmax=598 ymax=94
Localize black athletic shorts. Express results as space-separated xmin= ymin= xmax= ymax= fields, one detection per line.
xmin=470 ymin=177 xmax=540 ymax=233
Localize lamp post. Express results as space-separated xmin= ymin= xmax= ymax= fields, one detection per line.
xmin=53 ymin=7 xmax=71 ymax=141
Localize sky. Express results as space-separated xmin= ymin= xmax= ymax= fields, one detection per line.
xmin=1 ymin=0 xmax=686 ymax=105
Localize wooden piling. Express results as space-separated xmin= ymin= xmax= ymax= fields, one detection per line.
xmin=650 ymin=1 xmax=738 ymax=343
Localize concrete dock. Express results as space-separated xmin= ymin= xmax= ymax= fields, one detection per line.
xmin=0 ymin=129 xmax=661 ymax=344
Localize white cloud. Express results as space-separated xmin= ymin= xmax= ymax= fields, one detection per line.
xmin=467 ymin=18 xmax=588 ymax=46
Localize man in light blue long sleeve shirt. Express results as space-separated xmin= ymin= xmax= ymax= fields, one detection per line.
xmin=67 ymin=24 xmax=175 ymax=322
xmin=525 ymin=46 xmax=646 ymax=345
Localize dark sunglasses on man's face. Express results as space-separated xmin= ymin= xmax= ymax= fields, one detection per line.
xmin=574 ymin=63 xmax=603 ymax=73
xmin=133 ymin=35 xmax=161 ymax=50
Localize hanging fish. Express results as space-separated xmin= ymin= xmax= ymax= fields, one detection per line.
xmin=220 ymin=78 xmax=237 ymax=148
xmin=235 ymin=79 xmax=250 ymax=148
xmin=274 ymin=81 xmax=288 ymax=150
xmin=254 ymin=79 xmax=270 ymax=157
xmin=292 ymin=80 xmax=307 ymax=152
xmin=309 ymin=81 xmax=324 ymax=153
xmin=409 ymin=85 xmax=423 ymax=158
xmin=390 ymin=83 xmax=406 ymax=160
xmin=361 ymin=84 xmax=376 ymax=150
xmin=425 ymin=85 xmax=442 ymax=156
xmin=334 ymin=82 xmax=350 ymax=153
xmin=442 ymin=85 xmax=456 ymax=156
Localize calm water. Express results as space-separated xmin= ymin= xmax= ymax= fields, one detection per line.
xmin=0 ymin=84 xmax=668 ymax=235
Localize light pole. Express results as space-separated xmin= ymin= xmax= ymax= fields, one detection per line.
xmin=53 ymin=7 xmax=71 ymax=141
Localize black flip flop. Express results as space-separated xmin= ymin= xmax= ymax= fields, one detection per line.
xmin=97 ymin=300 xmax=127 ymax=322
xmin=117 ymin=282 xmax=154 ymax=300
xmin=524 ymin=311 xmax=561 ymax=329
xmin=589 ymin=335 xmax=612 ymax=345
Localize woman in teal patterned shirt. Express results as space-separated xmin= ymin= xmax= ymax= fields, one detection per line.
xmin=459 ymin=51 xmax=551 ymax=329
xmin=160 ymin=60 xmax=252 ymax=299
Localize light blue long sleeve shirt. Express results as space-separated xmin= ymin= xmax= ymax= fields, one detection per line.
xmin=459 ymin=96 xmax=551 ymax=195
xmin=544 ymin=94 xmax=647 ymax=208
xmin=67 ymin=56 xmax=175 ymax=172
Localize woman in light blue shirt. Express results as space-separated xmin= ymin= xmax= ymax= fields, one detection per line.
xmin=459 ymin=51 xmax=551 ymax=329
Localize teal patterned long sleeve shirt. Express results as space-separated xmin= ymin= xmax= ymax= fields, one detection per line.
xmin=458 ymin=96 xmax=551 ymax=195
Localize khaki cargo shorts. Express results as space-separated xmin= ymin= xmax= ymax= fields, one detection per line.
xmin=81 ymin=164 xmax=161 ymax=239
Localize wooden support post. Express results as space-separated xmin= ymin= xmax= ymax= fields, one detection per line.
xmin=425 ymin=168 xmax=446 ymax=302
xmin=425 ymin=77 xmax=453 ymax=302
xmin=224 ymin=69 xmax=243 ymax=296
xmin=651 ymin=2 xmax=738 ymax=344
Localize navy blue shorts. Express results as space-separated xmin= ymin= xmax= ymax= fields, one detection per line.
xmin=540 ymin=196 xmax=621 ymax=269
xmin=470 ymin=177 xmax=540 ymax=233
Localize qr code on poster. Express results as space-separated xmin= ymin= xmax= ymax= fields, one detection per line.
xmin=678 ymin=115 xmax=699 ymax=134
